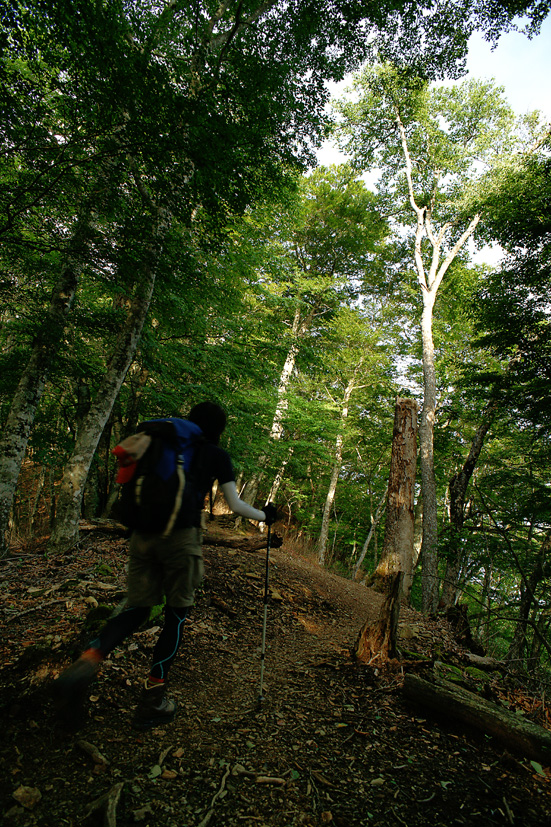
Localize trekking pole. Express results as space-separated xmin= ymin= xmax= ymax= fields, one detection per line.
xmin=258 ymin=523 xmax=271 ymax=703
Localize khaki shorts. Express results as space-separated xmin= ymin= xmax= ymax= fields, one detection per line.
xmin=126 ymin=527 xmax=203 ymax=608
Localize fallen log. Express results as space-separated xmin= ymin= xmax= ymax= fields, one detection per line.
xmin=403 ymin=673 xmax=551 ymax=763
xmin=78 ymin=519 xmax=127 ymax=535
xmin=463 ymin=652 xmax=504 ymax=671
xmin=203 ymin=531 xmax=283 ymax=552
xmin=77 ymin=519 xmax=283 ymax=552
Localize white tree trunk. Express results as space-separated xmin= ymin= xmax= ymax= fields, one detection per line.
xmin=419 ymin=293 xmax=440 ymax=613
xmin=394 ymin=106 xmax=481 ymax=614
xmin=352 ymin=484 xmax=388 ymax=580
xmin=317 ymin=367 xmax=360 ymax=565
xmin=241 ymin=305 xmax=310 ymax=508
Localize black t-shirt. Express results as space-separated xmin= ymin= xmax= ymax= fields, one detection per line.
xmin=197 ymin=444 xmax=235 ymax=499
xmin=176 ymin=443 xmax=235 ymax=528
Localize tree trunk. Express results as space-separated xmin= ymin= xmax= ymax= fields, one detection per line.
xmin=318 ymin=366 xmax=361 ymax=566
xmin=370 ymin=398 xmax=418 ymax=593
xmin=267 ymin=447 xmax=293 ymax=503
xmin=506 ymin=529 xmax=551 ymax=665
xmin=0 ymin=215 xmax=92 ymax=556
xmin=394 ymin=106 xmax=481 ymax=614
xmin=48 ymin=210 xmax=167 ymax=553
xmin=241 ymin=306 xmax=311 ymax=508
xmin=353 ymin=572 xmax=402 ymax=663
xmin=403 ymin=495 xmax=423 ymax=603
xmin=528 ymin=615 xmax=551 ymax=670
xmin=419 ymin=294 xmax=440 ymax=614
xmin=352 ymin=484 xmax=388 ymax=580
xmin=440 ymin=400 xmax=498 ymax=608
xmin=30 ymin=464 xmax=47 ymax=537
xmin=476 ymin=562 xmax=493 ymax=650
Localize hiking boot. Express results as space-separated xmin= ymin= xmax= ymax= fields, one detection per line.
xmin=132 ymin=681 xmax=177 ymax=731
xmin=52 ymin=655 xmax=99 ymax=728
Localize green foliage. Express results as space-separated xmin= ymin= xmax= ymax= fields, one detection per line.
xmin=335 ymin=66 xmax=519 ymax=237
xmin=474 ymin=146 xmax=551 ymax=436
xmin=2 ymin=0 xmax=551 ymax=670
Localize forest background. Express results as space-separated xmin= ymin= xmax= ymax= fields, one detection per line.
xmin=1 ymin=0 xmax=550 ymax=683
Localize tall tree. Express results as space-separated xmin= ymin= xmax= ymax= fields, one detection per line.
xmin=441 ymin=398 xmax=499 ymax=607
xmin=463 ymin=136 xmax=551 ymax=664
xmin=0 ymin=0 xmax=397 ymax=552
xmin=475 ymin=137 xmax=551 ymax=437
xmin=335 ymin=68 xmax=531 ymax=612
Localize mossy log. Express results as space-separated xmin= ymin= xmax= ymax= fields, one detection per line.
xmin=403 ymin=673 xmax=551 ymax=763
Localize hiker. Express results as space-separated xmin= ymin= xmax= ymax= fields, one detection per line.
xmin=53 ymin=401 xmax=278 ymax=730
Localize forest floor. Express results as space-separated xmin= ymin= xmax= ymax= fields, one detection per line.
xmin=1 ymin=520 xmax=550 ymax=827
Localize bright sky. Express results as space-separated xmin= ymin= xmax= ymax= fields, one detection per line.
xmin=466 ymin=16 xmax=551 ymax=122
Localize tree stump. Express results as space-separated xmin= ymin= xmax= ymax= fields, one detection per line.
xmin=370 ymin=398 xmax=417 ymax=595
xmin=353 ymin=572 xmax=402 ymax=663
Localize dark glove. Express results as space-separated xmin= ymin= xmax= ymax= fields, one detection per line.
xmin=262 ymin=502 xmax=278 ymax=526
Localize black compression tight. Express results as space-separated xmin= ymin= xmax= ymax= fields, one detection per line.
xmin=149 ymin=605 xmax=190 ymax=680
xmin=89 ymin=604 xmax=190 ymax=681
xmin=89 ymin=606 xmax=149 ymax=655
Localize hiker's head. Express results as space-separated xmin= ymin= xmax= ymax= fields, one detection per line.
xmin=188 ymin=401 xmax=227 ymax=445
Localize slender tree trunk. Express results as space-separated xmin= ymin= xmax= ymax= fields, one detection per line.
xmin=403 ymin=495 xmax=423 ymax=603
xmin=419 ymin=294 xmax=439 ymax=612
xmin=317 ymin=435 xmax=345 ymax=565
xmin=317 ymin=366 xmax=361 ymax=566
xmin=267 ymin=447 xmax=293 ymax=503
xmin=352 ymin=485 xmax=388 ymax=580
xmin=48 ymin=209 xmax=168 ymax=553
xmin=506 ymin=529 xmax=551 ymax=665
xmin=528 ymin=615 xmax=551 ymax=670
xmin=30 ymin=464 xmax=47 ymax=536
xmin=0 ymin=215 xmax=92 ymax=556
xmin=441 ymin=400 xmax=498 ymax=608
xmin=481 ymin=564 xmax=492 ymax=651
xmin=370 ymin=398 xmax=418 ymax=593
xmin=241 ymin=306 xmax=310 ymax=508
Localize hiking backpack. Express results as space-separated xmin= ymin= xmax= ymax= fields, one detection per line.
xmin=112 ymin=418 xmax=206 ymax=536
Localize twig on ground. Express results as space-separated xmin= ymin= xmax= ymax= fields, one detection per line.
xmin=197 ymin=763 xmax=231 ymax=827
xmin=391 ymin=806 xmax=409 ymax=826
xmin=6 ymin=598 xmax=68 ymax=623
xmin=82 ymin=781 xmax=124 ymax=827
xmin=502 ymin=796 xmax=515 ymax=825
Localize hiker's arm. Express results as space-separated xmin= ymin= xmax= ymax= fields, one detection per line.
xmin=220 ymin=481 xmax=266 ymax=522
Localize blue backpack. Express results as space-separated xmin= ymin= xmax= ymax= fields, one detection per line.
xmin=114 ymin=418 xmax=206 ymax=536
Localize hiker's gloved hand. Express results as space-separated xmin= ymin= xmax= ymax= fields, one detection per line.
xmin=262 ymin=503 xmax=278 ymax=526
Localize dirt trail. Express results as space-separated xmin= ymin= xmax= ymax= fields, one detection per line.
xmin=1 ymin=530 xmax=550 ymax=826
